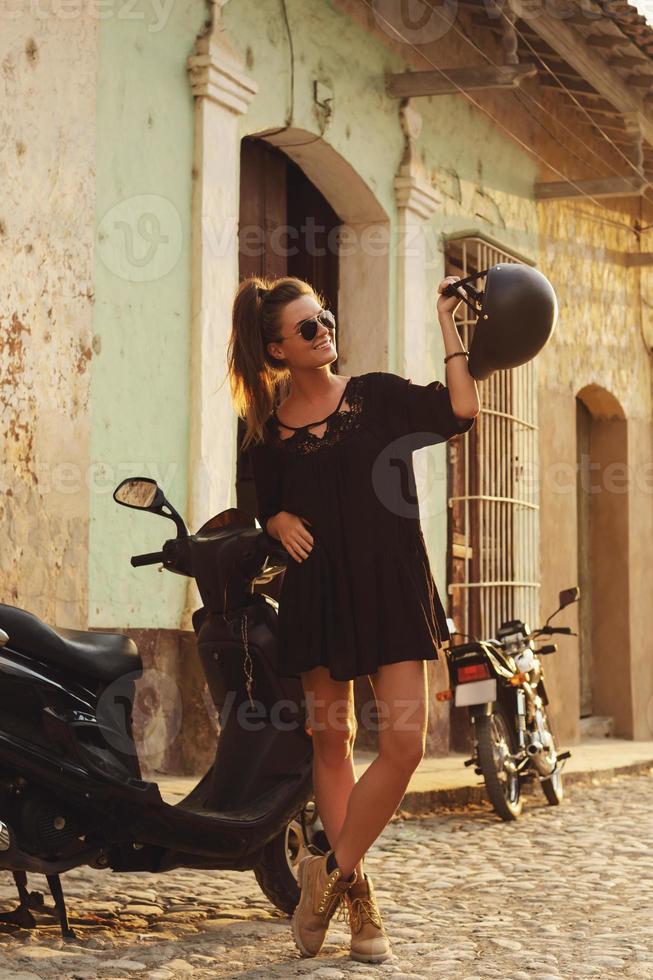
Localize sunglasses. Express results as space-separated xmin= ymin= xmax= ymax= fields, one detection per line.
xmin=279 ymin=308 xmax=336 ymax=343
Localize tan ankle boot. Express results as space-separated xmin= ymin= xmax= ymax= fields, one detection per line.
xmin=291 ymin=849 xmax=357 ymax=957
xmin=342 ymin=872 xmax=391 ymax=963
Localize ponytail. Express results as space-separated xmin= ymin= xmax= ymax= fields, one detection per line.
xmin=227 ymin=275 xmax=317 ymax=450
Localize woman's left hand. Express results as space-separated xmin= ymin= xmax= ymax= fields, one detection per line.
xmin=437 ymin=275 xmax=464 ymax=317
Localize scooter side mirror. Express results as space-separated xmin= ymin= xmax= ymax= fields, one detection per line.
xmin=558 ymin=586 xmax=580 ymax=609
xmin=113 ymin=478 xmax=165 ymax=511
xmin=113 ymin=476 xmax=189 ymax=539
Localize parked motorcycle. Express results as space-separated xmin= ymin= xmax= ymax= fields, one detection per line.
xmin=0 ymin=477 xmax=326 ymax=940
xmin=440 ymin=588 xmax=578 ymax=820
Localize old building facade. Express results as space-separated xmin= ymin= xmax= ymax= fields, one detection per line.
xmin=2 ymin=0 xmax=652 ymax=770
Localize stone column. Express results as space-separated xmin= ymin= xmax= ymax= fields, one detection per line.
xmin=394 ymin=102 xmax=450 ymax=754
xmin=183 ymin=4 xmax=257 ymax=627
xmin=394 ymin=101 xmax=441 ymax=384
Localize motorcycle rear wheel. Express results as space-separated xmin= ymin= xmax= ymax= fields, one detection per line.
xmin=475 ymin=708 xmax=523 ymax=821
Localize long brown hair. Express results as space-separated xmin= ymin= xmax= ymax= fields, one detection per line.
xmin=228 ymin=275 xmax=323 ymax=449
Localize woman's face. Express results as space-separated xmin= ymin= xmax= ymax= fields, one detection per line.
xmin=268 ymin=294 xmax=337 ymax=369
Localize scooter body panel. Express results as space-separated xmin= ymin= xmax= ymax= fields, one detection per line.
xmin=0 ymin=495 xmax=315 ymax=904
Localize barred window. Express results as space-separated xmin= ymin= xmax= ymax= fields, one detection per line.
xmin=445 ymin=234 xmax=541 ymax=641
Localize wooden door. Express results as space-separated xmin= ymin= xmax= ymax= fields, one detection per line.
xmin=235 ymin=139 xmax=341 ymax=520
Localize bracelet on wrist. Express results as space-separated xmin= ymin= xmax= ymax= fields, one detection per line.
xmin=444 ymin=350 xmax=470 ymax=364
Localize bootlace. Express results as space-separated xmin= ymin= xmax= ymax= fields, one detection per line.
xmin=321 ymin=888 xmax=346 ymax=922
xmin=333 ymin=899 xmax=350 ymax=927
xmin=343 ymin=893 xmax=383 ymax=934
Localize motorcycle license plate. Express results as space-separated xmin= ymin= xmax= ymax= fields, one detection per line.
xmin=454 ymin=678 xmax=497 ymax=707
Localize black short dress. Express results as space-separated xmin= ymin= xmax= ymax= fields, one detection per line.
xmin=249 ymin=371 xmax=475 ymax=681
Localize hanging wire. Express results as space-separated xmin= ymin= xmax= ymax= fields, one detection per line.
xmin=257 ymin=0 xmax=296 ymax=140
xmin=358 ymin=0 xmax=650 ymax=229
xmin=252 ymin=1 xmax=328 ymax=149
xmin=493 ymin=6 xmax=653 ymax=205
xmin=359 ymin=0 xmax=621 ymax=211
xmin=450 ymin=8 xmax=653 ymax=218
xmin=280 ymin=0 xmax=295 ymax=127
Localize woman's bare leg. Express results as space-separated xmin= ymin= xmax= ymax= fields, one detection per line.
xmin=330 ymin=659 xmax=428 ymax=880
xmin=300 ymin=665 xmax=364 ymax=881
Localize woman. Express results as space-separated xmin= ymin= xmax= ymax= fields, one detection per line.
xmin=227 ymin=274 xmax=479 ymax=963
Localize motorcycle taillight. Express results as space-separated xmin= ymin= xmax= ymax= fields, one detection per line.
xmin=457 ymin=662 xmax=491 ymax=683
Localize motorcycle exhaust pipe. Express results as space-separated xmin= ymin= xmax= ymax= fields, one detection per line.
xmin=525 ymin=737 xmax=555 ymax=776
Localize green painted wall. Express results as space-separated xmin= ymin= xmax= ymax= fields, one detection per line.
xmin=89 ymin=0 xmax=208 ymax=628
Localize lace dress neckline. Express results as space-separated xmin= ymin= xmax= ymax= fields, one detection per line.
xmin=272 ymin=376 xmax=355 ymax=432
xmin=269 ymin=375 xmax=364 ymax=453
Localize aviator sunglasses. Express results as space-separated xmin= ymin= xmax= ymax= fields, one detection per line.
xmin=278 ymin=308 xmax=336 ymax=343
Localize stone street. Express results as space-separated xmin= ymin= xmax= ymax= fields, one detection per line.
xmin=0 ymin=770 xmax=651 ymax=980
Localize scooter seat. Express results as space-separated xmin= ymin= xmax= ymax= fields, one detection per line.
xmin=0 ymin=604 xmax=142 ymax=683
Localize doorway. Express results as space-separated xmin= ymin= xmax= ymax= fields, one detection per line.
xmin=235 ymin=137 xmax=342 ymax=518
xmin=575 ymin=386 xmax=632 ymax=737
xmin=576 ymin=397 xmax=593 ymax=719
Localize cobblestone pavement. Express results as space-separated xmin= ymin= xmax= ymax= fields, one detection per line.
xmin=0 ymin=770 xmax=652 ymax=980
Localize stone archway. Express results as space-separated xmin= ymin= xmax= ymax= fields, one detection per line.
xmin=254 ymin=126 xmax=390 ymax=376
xmin=576 ymin=384 xmax=633 ymax=737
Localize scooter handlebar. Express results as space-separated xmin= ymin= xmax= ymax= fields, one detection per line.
xmin=131 ymin=551 xmax=165 ymax=567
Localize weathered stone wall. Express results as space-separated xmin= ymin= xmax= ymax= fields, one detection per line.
xmin=537 ymin=187 xmax=652 ymax=743
xmin=0 ymin=6 xmax=98 ymax=625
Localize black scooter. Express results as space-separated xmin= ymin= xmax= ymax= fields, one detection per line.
xmin=0 ymin=477 xmax=324 ymax=940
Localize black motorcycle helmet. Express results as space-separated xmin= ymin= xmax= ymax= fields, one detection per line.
xmin=443 ymin=263 xmax=558 ymax=381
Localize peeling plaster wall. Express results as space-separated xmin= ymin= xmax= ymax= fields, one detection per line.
xmin=0 ymin=9 xmax=98 ymax=625
xmin=537 ymin=200 xmax=649 ymax=410
xmin=88 ymin=0 xmax=207 ymax=628
xmin=537 ymin=196 xmax=653 ymax=743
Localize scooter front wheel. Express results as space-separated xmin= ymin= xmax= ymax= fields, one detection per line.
xmin=254 ymin=800 xmax=326 ymax=915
